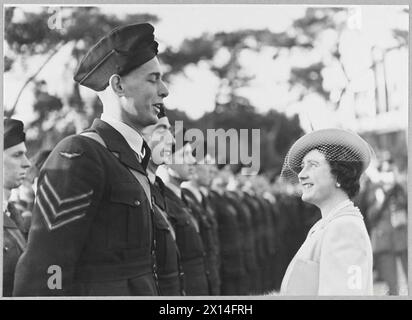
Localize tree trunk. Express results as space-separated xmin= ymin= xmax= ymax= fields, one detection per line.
xmin=7 ymin=41 xmax=65 ymax=117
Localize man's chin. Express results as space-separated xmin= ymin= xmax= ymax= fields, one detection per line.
xmin=148 ymin=116 xmax=158 ymax=125
xmin=10 ymin=181 xmax=23 ymax=190
xmin=141 ymin=116 xmax=157 ymax=127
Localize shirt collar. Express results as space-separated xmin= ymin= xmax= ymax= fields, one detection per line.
xmin=3 ymin=200 xmax=9 ymax=216
xmin=100 ymin=114 xmax=145 ymax=159
xmin=181 ymin=182 xmax=203 ymax=203
xmin=199 ymin=186 xmax=209 ymax=197
xmin=167 ymin=182 xmax=182 ymax=199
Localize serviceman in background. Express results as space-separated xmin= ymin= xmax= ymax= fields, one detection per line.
xmin=162 ymin=131 xmax=210 ymax=295
xmin=181 ymin=145 xmax=221 ymax=295
xmin=142 ymin=107 xmax=185 ymax=296
xmin=3 ymin=118 xmax=31 ymax=296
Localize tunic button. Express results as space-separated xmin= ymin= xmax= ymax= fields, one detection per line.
xmin=134 ymin=199 xmax=140 ymax=206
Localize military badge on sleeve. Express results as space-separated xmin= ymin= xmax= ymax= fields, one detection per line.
xmin=59 ymin=151 xmax=83 ymax=159
xmin=36 ymin=174 xmax=94 ymax=231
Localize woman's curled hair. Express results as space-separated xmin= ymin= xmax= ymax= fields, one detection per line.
xmin=318 ymin=144 xmax=364 ymax=199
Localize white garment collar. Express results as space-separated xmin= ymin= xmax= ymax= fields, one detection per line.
xmin=3 ymin=200 xmax=9 ymax=215
xmin=308 ymin=199 xmax=357 ymax=237
xmin=100 ymin=114 xmax=145 ymax=158
xmin=167 ymin=182 xmax=182 ymax=199
xmin=181 ymin=182 xmax=203 ymax=203
xmin=199 ymin=186 xmax=209 ymax=197
xmin=324 ymin=199 xmax=354 ymax=222
xmin=3 ymin=189 xmax=9 ymax=215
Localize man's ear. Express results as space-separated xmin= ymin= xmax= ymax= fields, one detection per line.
xmin=109 ymin=74 xmax=125 ymax=96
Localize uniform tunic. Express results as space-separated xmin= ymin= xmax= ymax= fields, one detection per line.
xmin=256 ymin=196 xmax=277 ymax=293
xmin=200 ymin=190 xmax=222 ymax=293
xmin=151 ymin=177 xmax=185 ymax=296
xmin=13 ymin=119 xmax=158 ymax=296
xmin=225 ymin=191 xmax=258 ymax=294
xmin=182 ymin=187 xmax=220 ymax=295
xmin=3 ymin=210 xmax=27 ymax=296
xmin=209 ymin=190 xmax=246 ymax=295
xmin=242 ymin=192 xmax=265 ymax=293
xmin=163 ymin=185 xmax=209 ymax=295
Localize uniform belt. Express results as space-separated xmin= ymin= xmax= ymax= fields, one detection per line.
xmin=74 ymin=259 xmax=152 ymax=282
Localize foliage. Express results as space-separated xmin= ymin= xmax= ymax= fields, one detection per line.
xmin=5 ymin=7 xmax=159 ymax=152
xmin=4 ymin=6 xmax=407 ymax=175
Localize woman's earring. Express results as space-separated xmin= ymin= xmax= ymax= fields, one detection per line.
xmin=336 ymin=182 xmax=341 ymax=188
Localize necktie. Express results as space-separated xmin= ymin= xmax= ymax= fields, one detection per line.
xmin=141 ymin=140 xmax=151 ymax=170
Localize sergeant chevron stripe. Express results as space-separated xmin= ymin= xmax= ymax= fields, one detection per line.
xmin=37 ymin=174 xmax=94 ymax=231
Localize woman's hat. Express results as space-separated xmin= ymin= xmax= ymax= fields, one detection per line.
xmin=281 ymin=128 xmax=375 ymax=185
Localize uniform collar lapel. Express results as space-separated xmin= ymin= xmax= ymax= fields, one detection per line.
xmin=151 ymin=182 xmax=166 ymax=210
xmin=90 ymin=119 xmax=146 ymax=174
xmin=3 ymin=212 xmax=19 ymax=229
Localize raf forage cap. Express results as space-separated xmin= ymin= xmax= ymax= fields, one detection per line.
xmin=73 ymin=23 xmax=159 ymax=91
xmin=4 ymin=118 xmax=26 ymax=150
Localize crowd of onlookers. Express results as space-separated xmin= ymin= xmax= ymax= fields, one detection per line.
xmin=356 ymin=158 xmax=408 ymax=295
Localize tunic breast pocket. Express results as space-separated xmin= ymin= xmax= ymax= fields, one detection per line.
xmin=199 ymin=215 xmax=214 ymax=248
xmin=3 ymin=233 xmax=22 ymax=271
xmin=172 ymin=214 xmax=204 ymax=261
xmin=106 ymin=182 xmax=150 ymax=250
xmin=153 ymin=209 xmax=178 ymax=273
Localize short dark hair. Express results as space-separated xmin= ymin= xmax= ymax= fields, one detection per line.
xmin=329 ymin=160 xmax=363 ymax=198
xmin=318 ymin=145 xmax=363 ymax=199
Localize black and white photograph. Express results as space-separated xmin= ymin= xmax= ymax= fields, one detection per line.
xmin=1 ymin=4 xmax=409 ymax=299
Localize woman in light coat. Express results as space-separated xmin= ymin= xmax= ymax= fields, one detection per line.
xmin=280 ymin=129 xmax=374 ymax=296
